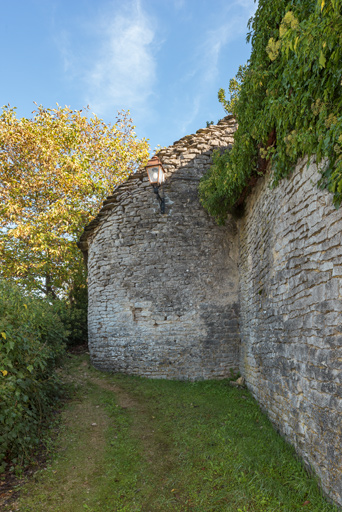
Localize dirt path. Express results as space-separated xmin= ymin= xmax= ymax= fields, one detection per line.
xmin=3 ymin=360 xmax=112 ymax=511
xmin=5 ymin=356 xmax=171 ymax=512
xmin=90 ymin=371 xmax=174 ymax=494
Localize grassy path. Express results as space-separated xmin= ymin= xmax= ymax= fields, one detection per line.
xmin=8 ymin=354 xmax=339 ymax=512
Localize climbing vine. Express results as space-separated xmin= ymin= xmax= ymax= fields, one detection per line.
xmin=199 ymin=0 xmax=342 ymax=223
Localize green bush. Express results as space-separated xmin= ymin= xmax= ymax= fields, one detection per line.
xmin=54 ymin=281 xmax=88 ymax=348
xmin=0 ymin=280 xmax=67 ymax=472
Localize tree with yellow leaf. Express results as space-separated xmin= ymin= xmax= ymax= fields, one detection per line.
xmin=0 ymin=105 xmax=150 ymax=297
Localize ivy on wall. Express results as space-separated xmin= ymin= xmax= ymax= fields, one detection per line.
xmin=199 ymin=0 xmax=342 ymax=223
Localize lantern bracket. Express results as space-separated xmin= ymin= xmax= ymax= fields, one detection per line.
xmin=153 ymin=186 xmax=165 ymax=214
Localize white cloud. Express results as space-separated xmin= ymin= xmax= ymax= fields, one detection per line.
xmin=57 ymin=0 xmax=157 ymax=119
xmin=87 ymin=3 xmax=156 ymax=116
xmin=179 ymin=95 xmax=200 ymax=133
xmin=199 ymin=2 xmax=256 ymax=85
xmin=179 ymin=1 xmax=256 ymax=133
xmin=55 ymin=30 xmax=73 ymax=74
xmin=173 ymin=0 xmax=186 ymax=10
xmin=234 ymin=0 xmax=258 ymax=15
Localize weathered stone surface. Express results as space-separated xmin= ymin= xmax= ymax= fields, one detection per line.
xmin=239 ymin=157 xmax=342 ymax=507
xmin=82 ymin=116 xmax=240 ymax=381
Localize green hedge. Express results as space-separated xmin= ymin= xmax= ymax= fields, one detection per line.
xmin=0 ymin=281 xmax=67 ymax=472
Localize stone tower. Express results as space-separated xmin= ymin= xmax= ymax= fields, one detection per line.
xmin=78 ymin=116 xmax=240 ymax=380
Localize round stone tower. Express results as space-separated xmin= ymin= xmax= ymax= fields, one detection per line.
xmin=78 ymin=116 xmax=240 ymax=380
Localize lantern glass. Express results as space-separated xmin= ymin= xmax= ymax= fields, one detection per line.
xmin=147 ymin=166 xmax=164 ymax=185
xmin=158 ymin=167 xmax=165 ymax=184
xmin=147 ymin=166 xmax=159 ymax=184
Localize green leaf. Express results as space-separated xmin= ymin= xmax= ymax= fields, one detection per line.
xmin=319 ymin=51 xmax=326 ymax=68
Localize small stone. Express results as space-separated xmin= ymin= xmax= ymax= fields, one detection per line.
xmin=236 ymin=376 xmax=245 ymax=386
xmin=230 ymin=376 xmax=246 ymax=388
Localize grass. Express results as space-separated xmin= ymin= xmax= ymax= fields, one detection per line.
xmin=8 ymin=353 xmax=339 ymax=512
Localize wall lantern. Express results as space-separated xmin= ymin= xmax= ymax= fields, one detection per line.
xmin=145 ymin=155 xmax=166 ymax=214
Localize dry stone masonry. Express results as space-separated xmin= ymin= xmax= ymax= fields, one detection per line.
xmin=79 ymin=116 xmax=240 ymax=380
xmin=79 ymin=119 xmax=342 ymax=508
xmin=239 ymin=157 xmax=342 ymax=507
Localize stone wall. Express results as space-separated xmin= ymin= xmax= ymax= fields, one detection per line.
xmin=80 ymin=117 xmax=241 ymax=380
xmin=239 ymin=157 xmax=342 ymax=506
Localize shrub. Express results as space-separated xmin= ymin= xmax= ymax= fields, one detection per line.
xmin=0 ymin=280 xmax=67 ymax=472
xmin=54 ymin=283 xmax=88 ymax=348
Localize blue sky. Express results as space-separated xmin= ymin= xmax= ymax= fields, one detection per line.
xmin=2 ymin=0 xmax=257 ymax=152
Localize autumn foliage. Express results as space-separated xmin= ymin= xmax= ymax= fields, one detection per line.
xmin=0 ymin=105 xmax=150 ymax=297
